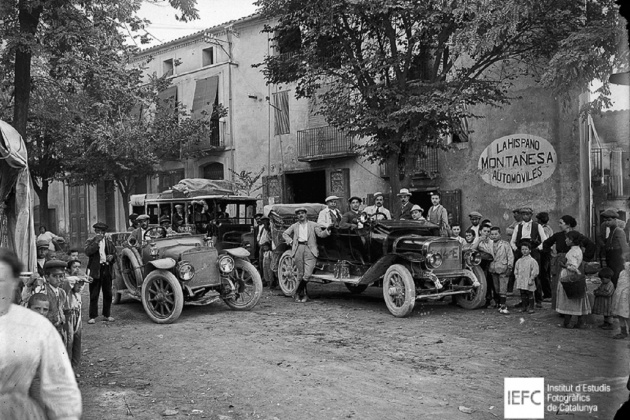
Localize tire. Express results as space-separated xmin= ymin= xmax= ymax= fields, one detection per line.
xmin=141 ymin=270 xmax=184 ymax=324
xmin=121 ymin=248 xmax=143 ymax=291
xmin=382 ymin=264 xmax=416 ymax=317
xmin=278 ymin=250 xmax=299 ymax=297
xmin=345 ymin=283 xmax=368 ymax=295
xmin=224 ymin=259 xmax=263 ymax=311
xmin=455 ymin=265 xmax=487 ymax=309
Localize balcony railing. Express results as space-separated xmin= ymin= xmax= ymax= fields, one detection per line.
xmin=185 ymin=120 xmax=224 ymax=153
xmin=297 ymin=126 xmax=356 ymax=161
xmin=380 ymin=146 xmax=439 ymax=178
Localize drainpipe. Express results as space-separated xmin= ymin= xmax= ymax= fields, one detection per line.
xmin=227 ymin=28 xmax=235 ymax=182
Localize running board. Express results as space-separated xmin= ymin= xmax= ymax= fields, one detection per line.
xmin=311 ymin=272 xmax=362 ymax=284
xmin=415 ymin=290 xmax=471 ymax=300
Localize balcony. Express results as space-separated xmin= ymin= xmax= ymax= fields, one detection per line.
xmin=185 ymin=120 xmax=224 ymax=153
xmin=380 ymin=146 xmax=439 ymax=179
xmin=591 ymin=148 xmax=629 ymax=199
xmin=297 ymin=126 xmax=356 ymax=161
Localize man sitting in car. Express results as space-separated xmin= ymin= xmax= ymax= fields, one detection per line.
xmin=159 ymin=216 xmax=177 ymax=237
xmin=129 ymin=214 xmax=150 ymax=249
xmin=340 ymin=196 xmax=364 ymax=230
xmin=363 ymin=192 xmax=391 ymax=221
xmin=317 ymin=195 xmax=342 ymax=229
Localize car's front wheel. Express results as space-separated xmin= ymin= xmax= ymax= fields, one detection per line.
xmin=224 ymin=259 xmax=263 ymax=311
xmin=455 ymin=265 xmax=487 ymax=309
xmin=278 ymin=250 xmax=299 ymax=297
xmin=141 ymin=270 xmax=184 ymax=324
xmin=382 ymin=264 xmax=416 ymax=317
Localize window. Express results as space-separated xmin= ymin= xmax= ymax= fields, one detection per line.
xmin=202 ymin=47 xmax=214 ymax=66
xmin=163 ymin=59 xmax=174 ymax=77
xmin=203 ymin=162 xmax=224 ymax=180
xmin=273 ymin=91 xmax=290 ymax=135
xmin=276 ymin=26 xmax=302 ymax=55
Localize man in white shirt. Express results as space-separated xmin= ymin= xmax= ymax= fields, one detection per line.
xmin=363 ymin=192 xmax=391 ymax=221
xmin=510 ymin=207 xmax=548 ymax=308
xmin=317 ymin=195 xmax=343 ymax=228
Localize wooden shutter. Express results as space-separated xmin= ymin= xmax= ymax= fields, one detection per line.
xmin=273 ymin=91 xmax=290 ymax=135
xmin=192 ymin=76 xmax=219 ymax=120
xmin=441 ymin=189 xmax=461 ymax=227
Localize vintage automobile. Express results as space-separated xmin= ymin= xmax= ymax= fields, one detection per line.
xmin=112 ymin=182 xmax=263 ymax=324
xmin=267 ymin=203 xmax=487 ymax=317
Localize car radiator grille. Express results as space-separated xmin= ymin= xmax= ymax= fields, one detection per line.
xmin=181 ymin=248 xmax=221 ymax=287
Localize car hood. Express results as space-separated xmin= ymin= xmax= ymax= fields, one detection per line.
xmin=150 ymin=236 xmax=206 ymax=261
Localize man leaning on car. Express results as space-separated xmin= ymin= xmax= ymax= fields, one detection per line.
xmin=282 ymin=207 xmax=330 ymax=303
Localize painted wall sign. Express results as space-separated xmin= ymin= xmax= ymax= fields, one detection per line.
xmin=478 ymin=134 xmax=557 ymax=189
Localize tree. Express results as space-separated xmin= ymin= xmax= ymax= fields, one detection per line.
xmin=255 ymin=0 xmax=628 ymax=212
xmin=229 ymin=168 xmax=265 ymax=197
xmin=0 ymin=0 xmax=200 ymax=223
xmin=64 ymin=74 xmax=227 ymax=221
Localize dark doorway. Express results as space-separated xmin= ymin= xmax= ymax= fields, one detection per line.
xmin=285 ymin=170 xmax=326 ymax=204
xmin=411 ymin=189 xmax=437 ymax=218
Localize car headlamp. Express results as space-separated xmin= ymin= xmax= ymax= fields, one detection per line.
xmin=425 ymin=252 xmax=443 ymax=269
xmin=218 ymin=255 xmax=235 ymax=274
xmin=463 ymin=250 xmax=482 ymax=266
xmin=177 ymin=261 xmax=195 ymax=281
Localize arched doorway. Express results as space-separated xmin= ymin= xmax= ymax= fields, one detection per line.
xmin=202 ymin=162 xmax=224 ymax=180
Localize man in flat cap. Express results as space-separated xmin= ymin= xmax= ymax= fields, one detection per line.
xmin=363 ymin=192 xmax=391 ymax=221
xmin=601 ymin=209 xmax=630 ymax=286
xmin=318 ymin=196 xmax=343 ymax=228
xmin=340 ymin=196 xmax=364 ymax=229
xmin=395 ymin=188 xmax=414 ymax=220
xmin=43 ymin=259 xmax=71 ymax=342
xmin=468 ymin=211 xmax=483 ymax=237
xmin=85 ymin=222 xmax=117 ymax=324
xmin=510 ymin=207 xmax=548 ymax=307
xmin=282 ymin=207 xmax=330 ymax=302
xmin=129 ymin=214 xmax=151 ymax=249
xmin=127 ymin=213 xmax=139 ymax=232
xmin=160 ymin=216 xmax=176 ymax=236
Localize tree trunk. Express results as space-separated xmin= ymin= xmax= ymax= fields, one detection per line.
xmin=116 ymin=180 xmax=131 ymax=227
xmin=13 ymin=1 xmax=43 ymax=138
xmin=32 ymin=178 xmax=49 ymax=230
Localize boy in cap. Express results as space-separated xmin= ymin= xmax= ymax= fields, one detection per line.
xmin=318 ymin=196 xmax=343 ymax=228
xmin=396 ymin=189 xmax=414 ymax=220
xmin=282 ymin=207 xmax=330 ymax=302
xmin=363 ymin=192 xmax=391 ymax=221
xmin=468 ymin=211 xmax=483 ymax=237
xmin=410 ymin=205 xmax=426 ymax=221
xmin=85 ymin=222 xmax=117 ymax=324
xmin=43 ymin=259 xmax=70 ymax=343
xmin=340 ymin=196 xmax=364 ymax=229
xmin=36 ymin=239 xmax=50 ymax=277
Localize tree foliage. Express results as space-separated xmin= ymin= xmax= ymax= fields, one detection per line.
xmin=255 ymin=0 xmax=628 ymax=195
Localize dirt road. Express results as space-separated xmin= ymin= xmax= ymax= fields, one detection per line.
xmin=78 ymin=283 xmax=628 ymax=419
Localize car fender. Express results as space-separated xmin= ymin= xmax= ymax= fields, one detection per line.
xmin=147 ymin=258 xmax=177 ymax=270
xmin=357 ymin=253 xmax=422 ymax=285
xmin=223 ymin=247 xmax=250 ymax=259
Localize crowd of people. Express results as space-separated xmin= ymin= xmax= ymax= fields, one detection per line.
xmin=252 ymin=191 xmax=630 ymax=339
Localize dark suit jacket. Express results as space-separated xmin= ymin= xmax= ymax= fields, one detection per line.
xmin=340 ymin=210 xmax=360 ymax=229
xmin=396 ymin=202 xmax=414 ymax=220
xmin=84 ymin=234 xmax=117 ymax=279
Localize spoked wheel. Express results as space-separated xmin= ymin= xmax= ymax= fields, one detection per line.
xmin=382 ymin=264 xmax=416 ymax=317
xmin=224 ymin=260 xmax=263 ymax=310
xmin=141 ymin=270 xmax=183 ymax=324
xmin=345 ymin=283 xmax=368 ymax=295
xmin=278 ymin=250 xmax=299 ymax=297
xmin=455 ymin=265 xmax=487 ymax=309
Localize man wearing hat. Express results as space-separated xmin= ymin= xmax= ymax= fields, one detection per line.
xmin=468 ymin=211 xmax=483 ymax=237
xmin=43 ymin=259 xmax=71 ymax=342
xmin=410 ymin=204 xmax=425 ymax=221
xmin=84 ymin=222 xmax=117 ymax=323
xmin=173 ymin=204 xmax=185 ymax=231
xmin=282 ymin=207 xmax=330 ymax=302
xmin=395 ymin=189 xmax=414 ymax=220
xmin=601 ymin=209 xmax=630 ymax=286
xmin=129 ymin=214 xmax=151 ymax=249
xmin=363 ymin=192 xmax=391 ymax=221
xmin=160 ymin=216 xmax=176 ymax=236
xmin=36 ymin=239 xmax=51 ymax=277
xmin=510 ymin=207 xmax=548 ymax=307
xmin=317 ymin=196 xmax=343 ymax=228
xmin=340 ymin=196 xmax=363 ymax=229
xmin=127 ymin=213 xmax=139 ymax=232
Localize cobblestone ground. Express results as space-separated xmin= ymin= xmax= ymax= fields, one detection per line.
xmin=78 ymin=282 xmax=628 ymax=420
